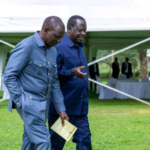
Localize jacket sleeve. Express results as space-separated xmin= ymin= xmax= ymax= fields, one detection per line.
xmin=56 ymin=50 xmax=73 ymax=83
xmin=118 ymin=63 xmax=120 ymax=72
xmin=3 ymin=42 xmax=30 ymax=107
xmin=51 ymin=52 xmax=66 ymax=114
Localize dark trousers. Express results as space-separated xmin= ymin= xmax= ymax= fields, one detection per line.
xmin=112 ymin=73 xmax=119 ymax=79
xmin=49 ymin=115 xmax=92 ymax=150
xmin=90 ymin=74 xmax=97 ymax=91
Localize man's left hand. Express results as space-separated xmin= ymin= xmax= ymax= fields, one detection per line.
xmin=59 ymin=111 xmax=69 ymax=126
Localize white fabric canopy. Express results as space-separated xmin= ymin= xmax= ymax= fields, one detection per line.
xmin=2 ymin=77 xmax=10 ymax=99
xmin=1 ymin=0 xmax=150 ymax=32
xmin=0 ymin=50 xmax=7 ymax=90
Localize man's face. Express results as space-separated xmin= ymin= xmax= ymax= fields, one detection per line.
xmin=44 ymin=26 xmax=65 ymax=47
xmin=69 ymin=19 xmax=87 ymax=44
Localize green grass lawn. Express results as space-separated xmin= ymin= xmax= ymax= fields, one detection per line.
xmin=1 ymin=91 xmax=150 ymax=150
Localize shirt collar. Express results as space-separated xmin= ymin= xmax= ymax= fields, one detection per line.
xmin=64 ymin=34 xmax=83 ymax=48
xmin=33 ymin=31 xmax=46 ymax=48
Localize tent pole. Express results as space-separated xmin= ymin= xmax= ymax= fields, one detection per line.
xmin=0 ymin=40 xmax=15 ymax=48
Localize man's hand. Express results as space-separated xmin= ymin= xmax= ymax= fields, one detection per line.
xmin=72 ymin=66 xmax=87 ymax=78
xmin=59 ymin=111 xmax=69 ymax=126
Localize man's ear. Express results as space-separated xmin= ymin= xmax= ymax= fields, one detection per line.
xmin=43 ymin=27 xmax=50 ymax=34
xmin=68 ymin=26 xmax=73 ymax=33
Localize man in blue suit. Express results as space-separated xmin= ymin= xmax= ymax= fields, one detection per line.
xmin=4 ymin=16 xmax=69 ymax=150
xmin=49 ymin=15 xmax=92 ymax=150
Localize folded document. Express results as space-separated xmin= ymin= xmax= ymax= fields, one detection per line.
xmin=51 ymin=117 xmax=77 ymax=141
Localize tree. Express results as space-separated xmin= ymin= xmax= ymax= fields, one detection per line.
xmin=97 ymin=50 xmax=113 ymax=78
xmin=138 ymin=49 xmax=147 ymax=77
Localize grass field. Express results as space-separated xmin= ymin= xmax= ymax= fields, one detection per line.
xmin=1 ymin=91 xmax=150 ymax=150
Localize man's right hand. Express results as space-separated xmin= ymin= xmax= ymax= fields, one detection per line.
xmin=72 ymin=66 xmax=87 ymax=78
xmin=59 ymin=111 xmax=69 ymax=126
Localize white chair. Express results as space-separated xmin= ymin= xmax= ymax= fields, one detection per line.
xmin=96 ymin=78 xmax=106 ymax=99
xmin=96 ymin=78 xmax=102 ymax=94
xmin=107 ymin=78 xmax=117 ymax=88
xmin=103 ymin=88 xmax=114 ymax=99
xmin=96 ymin=78 xmax=100 ymax=94
xmin=118 ymin=74 xmax=127 ymax=79
xmin=141 ymin=77 xmax=149 ymax=82
xmin=102 ymin=78 xmax=117 ymax=99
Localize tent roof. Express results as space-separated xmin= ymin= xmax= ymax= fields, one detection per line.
xmin=1 ymin=30 xmax=150 ymax=51
xmin=1 ymin=0 xmax=150 ymax=32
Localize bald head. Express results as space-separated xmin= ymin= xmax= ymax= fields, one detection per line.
xmin=42 ymin=16 xmax=65 ymax=31
xmin=39 ymin=16 xmax=65 ymax=47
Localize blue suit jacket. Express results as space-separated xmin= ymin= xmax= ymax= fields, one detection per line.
xmin=4 ymin=32 xmax=66 ymax=121
xmin=49 ymin=34 xmax=89 ymax=115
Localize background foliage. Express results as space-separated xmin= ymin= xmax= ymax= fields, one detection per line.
xmin=96 ymin=49 xmax=146 ymax=78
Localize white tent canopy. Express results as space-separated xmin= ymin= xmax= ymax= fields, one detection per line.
xmin=1 ymin=0 xmax=150 ymax=32
xmin=0 ymin=49 xmax=8 ymax=90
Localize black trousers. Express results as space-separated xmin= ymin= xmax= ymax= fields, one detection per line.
xmin=90 ymin=74 xmax=97 ymax=91
xmin=112 ymin=73 xmax=119 ymax=79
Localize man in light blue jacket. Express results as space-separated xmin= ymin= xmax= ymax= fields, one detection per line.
xmin=4 ymin=16 xmax=68 ymax=150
